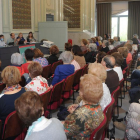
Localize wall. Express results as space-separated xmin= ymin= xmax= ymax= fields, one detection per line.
xmin=0 ymin=0 xmax=2 ymax=34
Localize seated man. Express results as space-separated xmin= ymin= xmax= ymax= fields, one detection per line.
xmin=6 ymin=33 xmax=17 ymax=45
xmin=0 ymin=35 xmax=6 ymax=47
xmin=101 ymin=55 xmax=119 ymax=93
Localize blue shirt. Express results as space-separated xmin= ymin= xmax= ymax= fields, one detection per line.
xmin=52 ymin=64 xmax=74 ymax=86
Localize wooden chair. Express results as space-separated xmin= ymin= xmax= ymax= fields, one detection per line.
xmin=0 ymin=83 xmax=6 ymax=93
xmin=2 ymin=111 xmax=25 ymax=140
xmin=81 ymin=64 xmax=88 ymax=76
xmin=19 ymin=76 xmax=26 ymax=87
xmin=62 ymin=73 xmax=75 ymax=103
xmin=40 ymin=88 xmax=52 ymax=117
xmin=0 ymin=120 xmax=2 ymax=138
xmin=51 ymin=60 xmax=63 ymax=74
xmin=47 ymin=79 xmax=65 ymax=111
xmin=42 ymin=64 xmax=51 ymax=79
xmin=89 ymin=114 xmax=107 ymax=140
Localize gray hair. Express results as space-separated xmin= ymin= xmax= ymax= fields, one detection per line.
xmin=133 ymin=34 xmax=138 ymax=39
xmin=58 ymin=51 xmax=73 ymax=63
xmin=98 ymin=36 xmax=102 ymax=41
xmin=11 ymin=53 xmax=23 ymax=65
xmin=89 ymin=43 xmax=97 ymax=51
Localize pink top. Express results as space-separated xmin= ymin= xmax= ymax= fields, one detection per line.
xmin=71 ymin=60 xmax=80 ymax=71
xmin=126 ymin=53 xmax=132 ymax=65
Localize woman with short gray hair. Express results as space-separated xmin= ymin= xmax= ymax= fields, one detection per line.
xmin=50 ymin=51 xmax=74 ymax=87
xmin=11 ymin=53 xmax=24 ymax=75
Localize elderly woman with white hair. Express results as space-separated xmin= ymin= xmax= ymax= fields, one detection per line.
xmin=11 ymin=53 xmax=24 ymax=75
xmin=50 ymin=51 xmax=74 ymax=87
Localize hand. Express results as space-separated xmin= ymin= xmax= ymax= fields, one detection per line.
xmin=61 ymin=121 xmax=65 ymax=124
xmin=24 ymin=40 xmax=27 ymax=44
xmin=68 ymin=104 xmax=78 ymax=113
xmin=50 ymin=85 xmax=53 ymax=88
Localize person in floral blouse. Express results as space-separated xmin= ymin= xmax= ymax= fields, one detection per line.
xmin=63 ymin=74 xmax=104 ymax=140
xmin=25 ymin=62 xmax=50 ymax=94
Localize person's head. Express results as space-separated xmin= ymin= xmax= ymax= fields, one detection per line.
xmin=96 ymin=52 xmax=106 ymax=63
xmin=125 ymin=44 xmax=132 ymax=52
xmin=33 ymin=48 xmax=44 ymax=58
xmin=72 ymin=45 xmax=83 ymax=56
xmin=109 ymin=39 xmax=114 ymax=45
xmin=18 ymin=33 xmax=23 ymax=38
xmin=1 ymin=66 xmax=21 ymax=87
xmin=65 ymin=43 xmax=72 ymax=51
xmin=28 ymin=32 xmax=33 ymax=38
xmin=88 ymin=63 xmax=107 ymax=82
xmin=10 ymin=33 xmax=15 ymax=39
xmin=0 ymin=35 xmax=4 ymax=41
xmin=50 ymin=45 xmax=59 ymax=55
xmin=11 ymin=53 xmax=23 ymax=65
xmin=15 ymin=91 xmax=43 ymax=127
xmin=91 ymin=38 xmax=96 ymax=43
xmin=104 ymin=34 xmax=109 ymax=39
xmin=81 ymin=39 xmax=88 ymax=46
xmin=25 ymin=49 xmax=34 ymax=61
xmin=102 ymin=40 xmax=108 ymax=48
xmin=79 ymin=74 xmax=103 ymax=104
xmin=126 ymin=40 xmax=133 ymax=45
xmin=98 ymin=36 xmax=102 ymax=41
xmin=95 ymin=37 xmax=98 ymax=41
xmin=133 ymin=34 xmax=138 ymax=39
xmin=59 ymin=51 xmax=73 ymax=64
xmin=28 ymin=62 xmax=43 ymax=78
xmin=118 ymin=47 xmax=128 ymax=58
xmin=111 ymin=52 xmax=123 ymax=67
xmin=101 ymin=55 xmax=116 ymax=69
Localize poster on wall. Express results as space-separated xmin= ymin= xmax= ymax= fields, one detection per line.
xmin=19 ymin=44 xmax=35 ymax=63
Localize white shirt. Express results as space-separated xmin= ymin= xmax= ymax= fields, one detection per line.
xmin=71 ymin=60 xmax=80 ymax=71
xmin=0 ymin=40 xmax=6 ymax=47
xmin=113 ymin=66 xmax=123 ymax=81
xmin=99 ymin=83 xmax=111 ymax=111
xmin=108 ymin=45 xmax=114 ymax=50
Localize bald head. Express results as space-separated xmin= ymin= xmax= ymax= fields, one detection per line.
xmin=102 ymin=55 xmax=115 ymax=69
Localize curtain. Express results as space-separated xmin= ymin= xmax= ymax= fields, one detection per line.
xmin=97 ymin=3 xmax=111 ymax=38
xmin=128 ymin=1 xmax=140 ymax=39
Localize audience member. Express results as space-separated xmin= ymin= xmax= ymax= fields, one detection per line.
xmin=51 ymin=51 xmax=74 ymax=87
xmin=33 ymin=48 xmax=48 ymax=67
xmin=25 ymin=62 xmax=49 ymax=94
xmin=125 ymin=44 xmax=132 ymax=64
xmin=27 ymin=31 xmax=36 ymax=43
xmin=94 ymin=37 xmax=99 ymax=46
xmin=131 ymin=34 xmax=139 ymax=45
xmin=98 ymin=36 xmax=102 ymax=46
xmin=96 ymin=51 xmax=106 ymax=63
xmin=64 ymin=74 xmax=104 ymax=139
xmin=21 ymin=49 xmax=34 ymax=73
xmin=112 ymin=52 xmax=123 ymax=81
xmin=47 ymin=45 xmax=59 ymax=65
xmin=16 ymin=32 xmax=26 ymax=45
xmin=108 ymin=39 xmax=114 ymax=50
xmin=11 ymin=53 xmax=24 ymax=75
xmin=113 ymin=36 xmax=120 ymax=47
xmin=15 ymin=91 xmax=67 ymax=140
xmin=64 ymin=42 xmax=72 ymax=51
xmin=0 ymin=35 xmax=6 ymax=47
xmin=72 ymin=45 xmax=86 ymax=68
xmin=81 ymin=39 xmax=88 ymax=52
xmin=88 ymin=38 xmax=97 ymax=52
xmin=6 ymin=33 xmax=17 ymax=45
xmin=0 ymin=66 xmax=25 ymax=128
xmin=101 ymin=55 xmax=119 ymax=93
xmin=100 ymin=40 xmax=109 ymax=53
xmin=104 ymin=34 xmax=109 ymax=40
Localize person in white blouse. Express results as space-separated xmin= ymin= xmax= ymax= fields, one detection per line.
xmin=112 ymin=52 xmax=123 ymax=81
xmin=108 ymin=39 xmax=115 ymax=50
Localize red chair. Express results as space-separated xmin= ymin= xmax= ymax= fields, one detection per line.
xmin=42 ymin=64 xmax=51 ymax=79
xmin=82 ymin=64 xmax=88 ymax=76
xmin=89 ymin=114 xmax=107 ymax=140
xmin=2 ymin=111 xmax=25 ymax=140
xmin=103 ymin=97 xmax=115 ymax=138
xmin=47 ymin=79 xmax=65 ymax=111
xmin=51 ymin=60 xmax=63 ymax=74
xmin=0 ymin=120 xmax=2 ymax=138
xmin=0 ymin=83 xmax=6 ymax=93
xmin=40 ymin=88 xmax=52 ymax=117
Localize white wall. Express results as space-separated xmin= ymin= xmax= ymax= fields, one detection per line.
xmin=0 ymin=0 xmax=3 ymax=34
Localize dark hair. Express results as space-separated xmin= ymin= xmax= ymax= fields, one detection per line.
xmin=15 ymin=91 xmax=43 ymax=127
xmin=25 ymin=49 xmax=34 ymax=61
xmin=72 ymin=45 xmax=83 ymax=56
xmin=28 ymin=32 xmax=33 ymax=38
xmin=103 ymin=55 xmax=115 ymax=68
xmin=65 ymin=43 xmax=72 ymax=51
xmin=112 ymin=52 xmax=123 ymax=67
xmin=96 ymin=52 xmax=106 ymax=63
xmin=104 ymin=34 xmax=109 ymax=39
xmin=109 ymin=39 xmax=114 ymax=45
xmin=50 ymin=45 xmax=59 ymax=55
xmin=33 ymin=48 xmax=44 ymax=58
xmin=0 ymin=35 xmax=4 ymax=38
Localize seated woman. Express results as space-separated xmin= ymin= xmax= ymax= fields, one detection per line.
xmin=15 ymin=91 xmax=67 ymax=140
xmin=21 ymin=49 xmax=34 ymax=73
xmin=113 ymin=36 xmax=120 ymax=47
xmin=11 ymin=53 xmax=24 ymax=75
xmin=112 ymin=52 xmax=123 ymax=81
xmin=16 ymin=32 xmax=26 ymax=45
xmin=0 ymin=66 xmax=25 ymax=128
xmin=118 ymin=47 xmax=128 ymax=70
xmin=72 ymin=45 xmax=86 ymax=68
xmin=47 ymin=45 xmax=59 ymax=65
xmin=25 ymin=62 xmax=50 ymax=94
xmin=64 ymin=42 xmax=72 ymax=51
xmin=51 ymin=51 xmax=74 ymax=87
xmin=125 ymin=44 xmax=132 ymax=64
xmin=33 ymin=48 xmax=48 ymax=67
xmin=81 ymin=39 xmax=88 ymax=52
xmin=108 ymin=39 xmax=115 ymax=50
xmin=98 ymin=36 xmax=102 ymax=46
xmin=96 ymin=51 xmax=106 ymax=63
xmin=26 ymin=31 xmax=36 ymax=43
xmin=64 ymin=74 xmax=104 ymax=139
xmin=100 ymin=40 xmax=109 ymax=53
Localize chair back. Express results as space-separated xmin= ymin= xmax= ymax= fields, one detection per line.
xmin=123 ymin=68 xmax=127 ymax=81
xmin=82 ymin=64 xmax=88 ymax=76
xmin=89 ymin=114 xmax=107 ymax=140
xmin=127 ymin=60 xmax=132 ymax=76
xmin=19 ymin=76 xmax=26 ymax=87
xmin=51 ymin=60 xmax=63 ymax=74
xmin=42 ymin=64 xmax=51 ymax=79
xmin=40 ymin=88 xmax=52 ymax=111
xmin=103 ymin=97 xmax=115 ymax=127
xmin=111 ymin=86 xmax=120 ymax=104
xmin=2 ymin=111 xmax=24 ymax=140
xmin=0 ymin=83 xmax=6 ymax=93
xmin=119 ymin=78 xmax=124 ymax=88
xmin=50 ymin=79 xmax=65 ymax=102
xmin=0 ymin=120 xmax=2 ymax=138
xmin=63 ymin=73 xmax=75 ymax=92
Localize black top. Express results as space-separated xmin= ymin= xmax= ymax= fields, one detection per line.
xmin=100 ymin=47 xmax=109 ymax=53
xmin=47 ymin=54 xmax=58 ymax=65
xmin=84 ymin=51 xmax=97 ymax=63
xmin=121 ymin=58 xmax=127 ymax=70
